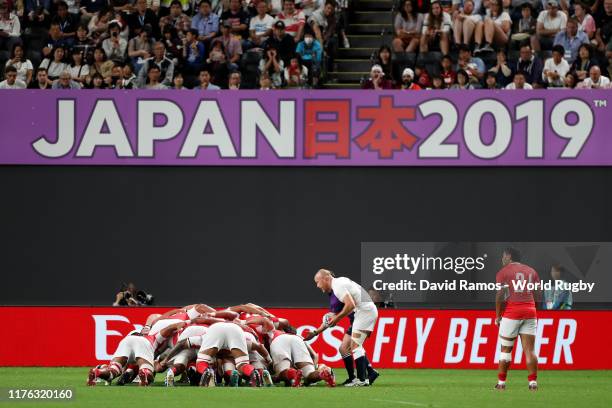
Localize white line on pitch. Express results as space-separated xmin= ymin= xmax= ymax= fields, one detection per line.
xmin=369 ymin=398 xmax=428 ymax=407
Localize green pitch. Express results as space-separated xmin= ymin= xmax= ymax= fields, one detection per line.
xmin=1 ymin=368 xmax=610 ymax=408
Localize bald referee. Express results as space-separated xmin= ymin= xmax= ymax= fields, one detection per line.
xmin=306 ymin=269 xmax=379 ymax=387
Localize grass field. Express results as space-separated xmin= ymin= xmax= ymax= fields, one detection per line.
xmin=1 ymin=368 xmax=610 ymax=408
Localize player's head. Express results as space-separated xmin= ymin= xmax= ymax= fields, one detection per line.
xmin=314 ymin=269 xmax=334 ymax=292
xmin=502 ymin=247 xmax=521 ymax=265
xmin=551 ymin=264 xmax=564 ymax=280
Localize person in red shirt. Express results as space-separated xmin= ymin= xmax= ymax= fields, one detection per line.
xmin=399 ymin=68 xmax=422 ymax=90
xmin=495 ymin=247 xmax=541 ymax=391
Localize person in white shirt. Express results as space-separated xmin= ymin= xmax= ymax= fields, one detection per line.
xmin=452 ymin=0 xmax=482 ymax=48
xmin=0 ymin=66 xmax=26 ymax=89
xmin=0 ymin=3 xmax=21 ymax=58
xmin=532 ymin=0 xmax=567 ymax=51
xmin=39 ymin=46 xmax=70 ymax=80
xmin=249 ymin=1 xmax=275 ymax=47
xmin=474 ymin=0 xmax=511 ymax=53
xmin=577 ymin=65 xmax=611 ymax=88
xmin=420 ymin=1 xmax=452 ymax=55
xmin=5 ymin=44 xmax=33 ymax=85
xmin=542 ymin=44 xmax=570 ymax=87
xmin=309 ymin=269 xmax=379 ymax=387
xmin=505 ymin=71 xmax=534 ymax=89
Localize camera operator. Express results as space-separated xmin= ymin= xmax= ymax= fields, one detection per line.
xmin=113 ymin=282 xmax=154 ymax=306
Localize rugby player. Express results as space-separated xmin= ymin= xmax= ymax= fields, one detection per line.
xmin=494 ymin=247 xmax=541 ymax=391
xmin=307 ymin=269 xmax=379 ymax=387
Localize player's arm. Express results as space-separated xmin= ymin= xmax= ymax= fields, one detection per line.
xmin=160 ymin=321 xmax=187 ymax=338
xmin=210 ymin=310 xmax=239 ymax=321
xmin=250 ymin=342 xmax=273 ymax=366
xmin=190 ymin=316 xmax=225 ymax=325
xmin=160 ymin=338 xmax=190 ymax=366
xmin=329 ymin=294 xmax=356 ymax=327
xmin=246 ymin=316 xmax=275 ymax=333
xmin=495 ymin=286 xmax=506 ymax=326
xmin=228 ymin=303 xmax=273 ymax=317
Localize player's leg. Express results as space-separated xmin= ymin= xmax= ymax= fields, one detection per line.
xmin=230 ymin=349 xmax=262 ymax=387
xmin=271 ymin=336 xmax=301 ymax=387
xmin=519 ymin=319 xmax=538 ymax=391
xmin=87 ymin=357 xmax=126 ymax=385
xmin=496 ymin=317 xmax=520 ymax=390
xmin=339 ymin=332 xmax=355 ymax=384
xmin=136 ymin=357 xmax=155 ymax=386
xmin=349 ymin=330 xmax=371 ymax=385
xmin=196 ymin=348 xmax=218 ymax=386
xmin=291 ymin=336 xmax=335 ymax=387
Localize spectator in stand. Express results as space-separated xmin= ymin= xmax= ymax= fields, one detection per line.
xmin=137 ymin=41 xmax=175 ymax=87
xmin=514 ymin=43 xmax=543 ymax=87
xmin=399 ymin=67 xmax=422 ymax=89
xmin=52 ymin=1 xmax=78 ymax=46
xmin=451 ymin=0 xmax=480 ymax=49
xmin=414 ymin=62 xmax=431 ymax=87
xmin=128 ymin=24 xmax=154 ymax=73
xmin=39 ymin=45 xmax=70 ymax=80
xmin=276 ymin=0 xmax=306 ymax=43
xmin=440 ymin=54 xmax=456 ymax=87
xmin=104 ymin=64 xmax=124 ymax=88
xmin=333 ymin=0 xmax=350 ymax=48
xmin=182 ymin=29 xmax=206 ymax=77
xmin=554 ymin=18 xmax=589 ymax=64
xmin=596 ymin=0 xmax=612 ymax=77
xmin=102 ymin=21 xmax=127 ymax=62
xmin=457 ymin=44 xmax=485 ymax=83
xmin=505 ymin=70 xmax=533 ymax=88
xmin=214 ymin=20 xmax=243 ymax=70
xmin=128 ymin=0 xmax=160 ymax=39
xmin=80 ymin=0 xmax=110 ymax=24
xmin=393 ymin=0 xmax=423 ymax=53
xmin=195 ymin=68 xmax=221 ymax=89
xmin=221 ymin=0 xmax=251 ymax=48
xmin=159 ymin=1 xmax=191 ymax=40
xmin=0 ymin=1 xmax=21 ymax=69
xmin=309 ymin=0 xmax=339 ymax=75
xmin=69 ymin=48 xmax=90 ymax=84
xmin=510 ymin=3 xmax=536 ymax=49
xmin=296 ymin=31 xmax=322 ymax=86
xmin=144 ymin=64 xmax=168 ymax=88
xmin=52 ymin=69 xmax=81 ymax=88
xmin=250 ymin=0 xmax=275 ymax=48
xmin=374 ymin=44 xmax=393 ymax=82
xmin=577 ymin=64 xmax=611 ymax=86
xmin=259 ymin=71 xmax=273 ymax=89
xmin=28 ymin=67 xmax=53 ymax=88
xmin=205 ymin=40 xmax=229 ymax=87
xmin=0 ymin=65 xmax=26 ymax=88
xmin=532 ymin=0 xmax=567 ymax=51
xmin=88 ymin=6 xmax=114 ymax=42
xmin=431 ymin=75 xmax=445 ymax=88
xmin=161 ymin=25 xmax=182 ymax=61
xmin=172 ymin=72 xmax=186 ymax=89
xmin=121 ymin=62 xmax=137 ymax=88
xmin=264 ymin=20 xmax=295 ymax=65
xmin=259 ymin=43 xmax=284 ymax=87
xmin=191 ymin=0 xmax=219 ymax=48
xmin=269 ymin=0 xmax=284 ymax=15
xmin=450 ymin=69 xmax=475 ymax=88
xmin=284 ymin=55 xmax=308 ymax=87
xmin=488 ymin=49 xmax=512 ymax=86
xmin=574 ymin=2 xmax=597 ymax=41
xmin=542 ymin=44 xmax=570 ymax=86
xmin=89 ymin=72 xmax=106 ymax=88
xmin=42 ymin=22 xmax=71 ymax=63
xmin=297 ymin=0 xmax=321 ymax=18
xmin=88 ymin=46 xmax=114 ymax=84
xmin=475 ymin=0 xmax=511 ymax=53
xmin=228 ymin=70 xmax=242 ymax=89
xmin=362 ymin=64 xmax=393 ymax=89
xmin=571 ymin=43 xmax=596 ymax=81
xmin=420 ymin=1 xmax=452 ymax=55
xmin=484 ymin=71 xmax=499 ymax=88
xmin=6 ymin=44 xmax=33 ymax=85
xmin=563 ymin=71 xmax=578 ymax=87
xmin=72 ymin=25 xmax=95 ymax=65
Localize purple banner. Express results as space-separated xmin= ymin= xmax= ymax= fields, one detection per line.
xmin=0 ymin=90 xmax=610 ymax=166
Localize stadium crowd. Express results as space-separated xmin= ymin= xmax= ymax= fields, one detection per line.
xmin=0 ymin=0 xmax=609 ymax=89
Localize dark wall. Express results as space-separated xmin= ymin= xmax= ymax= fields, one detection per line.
xmin=0 ymin=167 xmax=610 ymax=306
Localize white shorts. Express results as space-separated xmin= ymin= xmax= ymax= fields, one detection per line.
xmin=199 ymin=322 xmax=247 ymax=354
xmin=150 ymin=318 xmax=184 ymax=334
xmin=270 ymin=334 xmax=313 ymax=373
xmin=353 ymin=305 xmax=378 ymax=332
xmin=112 ymin=335 xmax=154 ymax=364
xmin=168 ymin=348 xmax=197 ymax=367
xmin=499 ymin=318 xmax=537 ymax=338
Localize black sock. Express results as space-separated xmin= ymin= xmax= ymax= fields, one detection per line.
xmin=342 ymin=354 xmax=355 ymax=380
xmin=364 ymin=355 xmax=375 ymax=376
xmin=355 ymin=356 xmax=367 ymax=381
